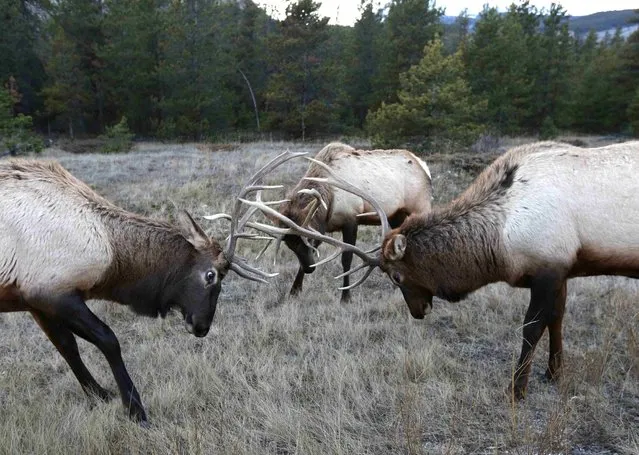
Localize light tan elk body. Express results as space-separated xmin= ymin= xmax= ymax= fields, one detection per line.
xmin=252 ymin=141 xmax=639 ymax=400
xmin=279 ymin=142 xmax=432 ymax=302
xmin=0 ymin=155 xmax=294 ymax=422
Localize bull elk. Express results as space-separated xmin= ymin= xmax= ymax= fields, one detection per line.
xmin=0 ymin=152 xmax=301 ymax=422
xmin=275 ymin=142 xmax=432 ymax=302
xmin=247 ymin=141 xmax=639 ymax=400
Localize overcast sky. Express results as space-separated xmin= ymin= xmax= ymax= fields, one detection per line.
xmin=257 ymin=1 xmax=638 ymax=26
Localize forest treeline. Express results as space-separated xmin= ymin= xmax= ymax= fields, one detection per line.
xmin=1 ymin=0 xmax=639 ymax=151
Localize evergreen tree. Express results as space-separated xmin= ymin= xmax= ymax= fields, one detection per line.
xmin=465 ymin=7 xmax=531 ymax=135
xmin=264 ymin=0 xmax=332 ymax=139
xmin=367 ymin=38 xmax=486 ymax=151
xmin=571 ymin=31 xmax=626 ymax=132
xmin=0 ymin=0 xmax=47 ymax=119
xmin=376 ymin=0 xmax=443 ymax=103
xmin=533 ymin=4 xmax=574 ymax=131
xmin=101 ymin=0 xmax=164 ymax=135
xmin=41 ymin=0 xmax=106 ymax=135
xmin=158 ymin=0 xmax=238 ymax=139
xmin=347 ymin=1 xmax=384 ymax=128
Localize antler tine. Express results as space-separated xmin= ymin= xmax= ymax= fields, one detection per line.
xmin=273 ymin=236 xmax=282 ymax=265
xmin=255 ymin=238 xmax=274 ymax=261
xmin=225 ymin=150 xmax=306 ymax=260
xmin=297 ymin=188 xmax=328 ymax=211
xmin=238 ymin=197 xmax=380 ymax=267
xmin=301 ymin=198 xmax=319 ymax=227
xmin=334 ymin=261 xmax=371 ymax=280
xmin=310 ymin=249 xmax=342 ymax=268
xmin=232 ymin=256 xmax=279 ymax=278
xmin=338 ymin=266 xmax=376 ymax=291
xmin=303 ymin=157 xmax=390 ymax=238
xmin=229 ymin=263 xmax=271 ymax=283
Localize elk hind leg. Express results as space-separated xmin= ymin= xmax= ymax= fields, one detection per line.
xmin=30 ymin=292 xmax=147 ymax=422
xmin=30 ymin=309 xmax=114 ymax=402
xmin=545 ymin=280 xmax=567 ymax=382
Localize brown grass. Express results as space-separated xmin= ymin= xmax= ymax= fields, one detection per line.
xmin=0 ymin=139 xmax=637 ymax=454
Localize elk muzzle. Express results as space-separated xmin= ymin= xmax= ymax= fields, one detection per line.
xmin=184 ymin=313 xmax=211 ymax=337
xmin=398 ymin=285 xmax=433 ymax=319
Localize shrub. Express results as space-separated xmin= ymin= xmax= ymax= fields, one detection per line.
xmin=0 ymin=86 xmax=43 ymax=155
xmin=99 ymin=116 xmax=134 ymax=153
xmin=539 ymin=116 xmax=559 ymax=140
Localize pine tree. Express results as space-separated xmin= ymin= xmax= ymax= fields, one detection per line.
xmin=0 ymin=0 xmax=47 ymax=118
xmin=101 ymin=0 xmax=164 ymax=135
xmin=41 ymin=0 xmax=106 ymax=135
xmin=465 ymin=7 xmax=531 ymax=135
xmin=376 ymin=0 xmax=443 ymax=103
xmin=347 ymin=1 xmax=384 ymax=129
xmin=367 ymin=38 xmax=486 ymax=151
xmin=264 ymin=0 xmax=332 ymax=139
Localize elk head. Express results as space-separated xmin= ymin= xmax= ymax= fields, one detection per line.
xmin=381 ymin=230 xmax=433 ymax=318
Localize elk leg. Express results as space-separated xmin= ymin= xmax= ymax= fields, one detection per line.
xmin=545 ymin=280 xmax=567 ymax=382
xmin=511 ymin=270 xmax=564 ymax=400
xmin=30 ymin=310 xmax=114 ymax=402
xmin=340 ymin=222 xmax=358 ymax=303
xmin=290 ymin=266 xmax=305 ymax=296
xmin=31 ymin=292 xmax=147 ymax=422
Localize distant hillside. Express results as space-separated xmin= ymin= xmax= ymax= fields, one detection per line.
xmin=441 ymin=9 xmax=639 ymax=38
xmin=569 ymin=9 xmax=637 ymax=36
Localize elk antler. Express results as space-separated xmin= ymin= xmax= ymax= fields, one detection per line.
xmin=204 ymin=150 xmax=307 ymax=282
xmin=240 ymin=156 xmax=390 ymax=290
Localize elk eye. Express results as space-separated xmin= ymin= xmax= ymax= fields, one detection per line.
xmin=205 ymin=270 xmax=217 ymax=284
xmin=391 ymin=271 xmax=403 ymax=285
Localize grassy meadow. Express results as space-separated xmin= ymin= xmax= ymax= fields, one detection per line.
xmin=0 ymin=139 xmax=637 ymax=454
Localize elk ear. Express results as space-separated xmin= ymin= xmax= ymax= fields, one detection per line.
xmin=177 ymin=210 xmax=211 ymax=250
xmin=386 ymin=234 xmax=407 ymax=261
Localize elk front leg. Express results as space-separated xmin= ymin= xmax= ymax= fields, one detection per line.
xmin=30 ymin=292 xmax=147 ymax=422
xmin=340 ymin=222 xmax=358 ymax=303
xmin=511 ymin=270 xmax=565 ymax=400
xmin=30 ymin=310 xmax=114 ymax=402
xmin=290 ymin=266 xmax=305 ymax=296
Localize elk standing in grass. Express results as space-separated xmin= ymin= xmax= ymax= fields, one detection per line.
xmin=249 ymin=141 xmax=639 ymax=400
xmin=277 ymin=142 xmax=432 ymax=302
xmin=0 ymin=154 xmax=296 ymax=422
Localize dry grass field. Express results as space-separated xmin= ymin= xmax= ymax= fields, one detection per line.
xmin=0 ymin=139 xmax=637 ymax=454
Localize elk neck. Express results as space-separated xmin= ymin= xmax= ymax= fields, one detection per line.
xmin=91 ymin=208 xmax=196 ymax=317
xmin=398 ymin=160 xmax=518 ymax=300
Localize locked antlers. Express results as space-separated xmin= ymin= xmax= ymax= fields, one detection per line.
xmin=239 ymin=156 xmax=390 ymax=290
xmin=204 ymin=150 xmax=307 ymax=282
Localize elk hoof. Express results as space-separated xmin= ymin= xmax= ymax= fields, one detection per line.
xmin=544 ymin=368 xmax=560 ymax=383
xmin=128 ymin=406 xmax=148 ymax=424
xmin=506 ymin=381 xmax=527 ymax=401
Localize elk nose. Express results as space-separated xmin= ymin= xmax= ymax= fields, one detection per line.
xmin=193 ymin=324 xmax=210 ymax=337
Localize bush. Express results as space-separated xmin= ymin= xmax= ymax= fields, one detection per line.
xmin=539 ymin=116 xmax=559 ymax=140
xmin=0 ymin=87 xmax=43 ymax=155
xmin=99 ymin=116 xmax=134 ymax=153
xmin=628 ymin=87 xmax=639 ymax=137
